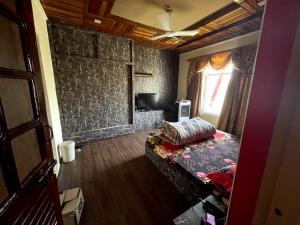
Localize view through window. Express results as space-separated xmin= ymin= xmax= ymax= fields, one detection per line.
xmin=201 ymin=62 xmax=233 ymax=116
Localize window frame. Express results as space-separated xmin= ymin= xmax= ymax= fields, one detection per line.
xmin=201 ymin=63 xmax=233 ymax=117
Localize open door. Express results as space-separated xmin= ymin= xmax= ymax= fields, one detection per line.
xmin=0 ymin=0 xmax=63 ymax=224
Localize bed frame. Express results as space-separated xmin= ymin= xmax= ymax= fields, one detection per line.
xmin=145 ymin=141 xmax=211 ymax=204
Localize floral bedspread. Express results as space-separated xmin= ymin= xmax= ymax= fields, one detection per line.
xmin=147 ymin=130 xmax=240 ymax=184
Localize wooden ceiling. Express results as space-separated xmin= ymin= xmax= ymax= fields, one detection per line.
xmin=40 ymin=0 xmax=264 ymax=52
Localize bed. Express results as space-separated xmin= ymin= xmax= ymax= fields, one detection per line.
xmin=145 ymin=130 xmax=240 ymax=204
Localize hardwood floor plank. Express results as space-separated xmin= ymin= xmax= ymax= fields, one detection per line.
xmin=58 ymin=129 xmax=190 ymax=225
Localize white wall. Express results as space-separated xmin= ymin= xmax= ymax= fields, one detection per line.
xmin=177 ymin=31 xmax=260 ymax=100
xmin=31 ymin=0 xmax=63 ymax=175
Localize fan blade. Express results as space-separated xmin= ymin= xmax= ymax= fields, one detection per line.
xmin=171 ymin=30 xmax=199 ymax=37
xmin=150 ymin=32 xmax=173 ymax=40
xmin=166 ymin=37 xmax=185 ymax=44
xmin=150 ymin=30 xmax=198 ymax=40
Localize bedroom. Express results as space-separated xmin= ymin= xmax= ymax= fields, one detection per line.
xmin=0 ymin=0 xmax=300 ymax=225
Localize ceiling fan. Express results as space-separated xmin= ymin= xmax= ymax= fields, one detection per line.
xmin=150 ymin=5 xmax=199 ymax=41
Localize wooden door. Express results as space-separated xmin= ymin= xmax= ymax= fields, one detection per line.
xmin=0 ymin=0 xmax=63 ymax=224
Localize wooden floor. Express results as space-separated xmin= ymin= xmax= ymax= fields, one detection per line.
xmin=58 ymin=129 xmax=190 ymax=225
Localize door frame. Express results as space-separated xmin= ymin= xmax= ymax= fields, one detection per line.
xmin=226 ymin=0 xmax=300 ymax=224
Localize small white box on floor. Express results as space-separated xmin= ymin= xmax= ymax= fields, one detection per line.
xmin=60 ymin=187 xmax=84 ymax=225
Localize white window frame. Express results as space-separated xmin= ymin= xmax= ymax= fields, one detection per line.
xmin=201 ymin=63 xmax=233 ymax=117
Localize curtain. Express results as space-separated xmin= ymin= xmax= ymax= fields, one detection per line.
xmin=186 ymin=57 xmax=209 ymax=117
xmin=210 ymin=51 xmax=231 ymax=70
xmin=218 ymin=44 xmax=257 ymax=136
xmin=186 ymin=51 xmax=231 ymax=118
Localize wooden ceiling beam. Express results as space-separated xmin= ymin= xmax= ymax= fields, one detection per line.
xmin=88 ymin=0 xmax=102 ymax=15
xmin=178 ymin=13 xmax=261 ymax=48
xmin=105 ymin=0 xmax=115 ymax=16
xmin=239 ymin=0 xmax=263 ymax=13
xmin=42 ymin=0 xmax=263 ymax=50
xmin=183 ymin=2 xmax=240 ymax=31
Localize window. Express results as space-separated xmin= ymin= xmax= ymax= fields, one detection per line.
xmin=201 ymin=62 xmax=233 ymax=116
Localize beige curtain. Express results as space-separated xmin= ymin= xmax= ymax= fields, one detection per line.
xmin=186 ymin=51 xmax=231 ymax=118
xmin=218 ymin=44 xmax=257 ymax=136
xmin=186 ymin=57 xmax=209 ymax=117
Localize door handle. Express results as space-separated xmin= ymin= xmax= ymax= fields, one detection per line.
xmin=43 ymin=124 xmax=53 ymax=142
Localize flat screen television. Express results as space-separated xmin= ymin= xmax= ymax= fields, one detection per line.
xmin=135 ymin=93 xmax=159 ymax=110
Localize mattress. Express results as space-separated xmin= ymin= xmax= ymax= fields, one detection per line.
xmin=145 ymin=130 xmax=240 ymax=203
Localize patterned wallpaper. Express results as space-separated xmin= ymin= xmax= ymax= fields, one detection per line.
xmin=135 ymin=110 xmax=165 ymax=130
xmin=56 ymin=56 xmax=131 ymax=132
xmin=97 ymin=33 xmax=132 ymax=62
xmin=50 ymin=24 xmax=97 ymax=58
xmin=134 ymin=44 xmax=179 ymax=112
xmin=48 ymin=21 xmax=178 ymax=143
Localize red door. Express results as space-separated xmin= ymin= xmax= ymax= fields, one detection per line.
xmin=0 ymin=0 xmax=63 ymax=224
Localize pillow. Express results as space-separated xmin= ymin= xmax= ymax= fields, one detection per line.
xmin=161 ymin=117 xmax=216 ymax=145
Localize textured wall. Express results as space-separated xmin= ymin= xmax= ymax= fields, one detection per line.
xmin=134 ymin=44 xmax=179 ymax=112
xmin=56 ymin=56 xmax=131 ymax=132
xmin=135 ymin=110 xmax=164 ymax=130
xmin=48 ymin=21 xmax=178 ymax=143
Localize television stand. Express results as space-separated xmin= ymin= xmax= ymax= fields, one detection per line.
xmin=134 ymin=109 xmax=164 ymax=130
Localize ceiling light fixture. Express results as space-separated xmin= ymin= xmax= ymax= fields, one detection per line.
xmin=94 ymin=19 xmax=102 ymax=24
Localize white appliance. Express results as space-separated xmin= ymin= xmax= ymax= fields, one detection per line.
xmin=175 ymin=100 xmax=191 ymax=122
xmin=60 ymin=140 xmax=76 ymax=162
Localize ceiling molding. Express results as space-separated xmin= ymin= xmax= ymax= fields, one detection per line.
xmin=183 ymin=2 xmax=240 ymax=31
xmin=178 ymin=12 xmax=262 ymax=48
